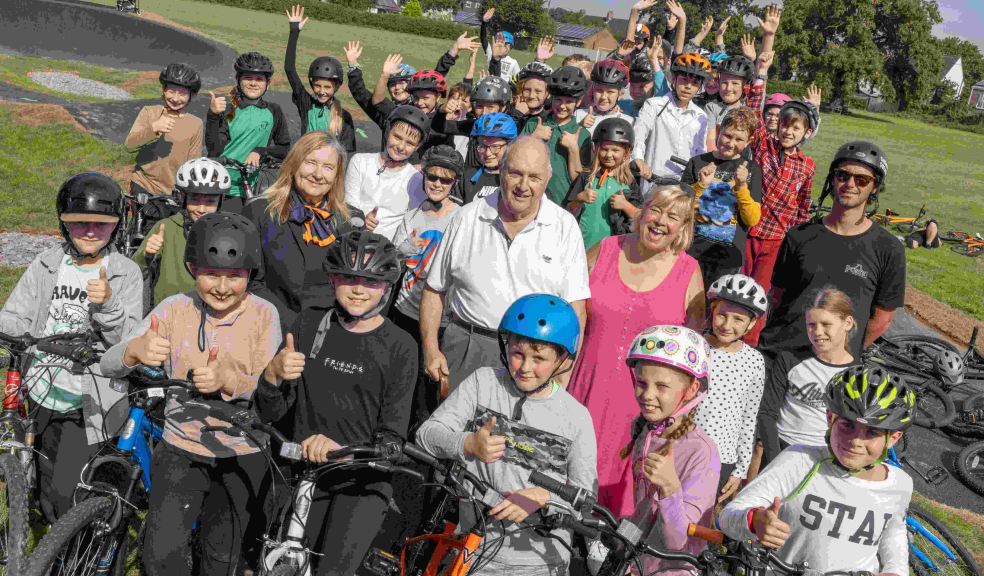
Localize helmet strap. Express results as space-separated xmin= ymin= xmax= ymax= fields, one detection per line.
xmin=824 ymin=425 xmax=885 ymax=475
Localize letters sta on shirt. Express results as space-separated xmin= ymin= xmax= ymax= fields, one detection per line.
xmin=799 ymin=494 xmax=893 ymax=546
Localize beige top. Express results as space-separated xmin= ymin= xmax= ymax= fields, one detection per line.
xmin=125 ymin=104 xmax=203 ymax=195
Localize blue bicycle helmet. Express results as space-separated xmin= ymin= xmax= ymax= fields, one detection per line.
xmin=707 ymin=52 xmax=729 ymax=70
xmin=471 ymin=112 xmax=518 ymax=140
xmin=500 ymin=31 xmax=514 ymax=46
xmin=388 ymin=63 xmax=416 ymax=85
xmin=498 ymin=294 xmax=580 ymax=357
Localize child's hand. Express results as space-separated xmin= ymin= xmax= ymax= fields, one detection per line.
xmin=344 ymin=40 xmax=363 ymax=65
xmin=152 ymin=113 xmax=175 ymax=135
xmin=365 ymin=207 xmax=379 ymax=231
xmin=666 ymin=0 xmax=687 ymax=29
xmin=124 ymin=314 xmax=170 ymax=367
xmin=145 ymin=223 xmax=166 ymax=256
xmin=698 ymin=161 xmax=718 ymax=187
xmin=648 ymin=41 xmax=664 ymax=68
xmin=245 ymin=151 xmax=261 ymax=168
xmin=617 ymin=38 xmax=635 ymax=58
xmin=698 ymin=15 xmax=714 ymax=37
xmin=559 ymin=127 xmax=582 ymax=151
xmin=264 ymin=333 xmax=306 ymax=384
xmin=610 ymin=191 xmax=631 ymax=211
xmin=716 ymin=15 xmax=731 ymax=38
xmin=302 ymin=434 xmax=346 ymax=463
xmin=532 ymin=117 xmax=552 ymax=141
xmin=642 ymin=440 xmax=681 ymax=498
xmin=806 ymin=83 xmax=822 ymax=108
xmin=464 ymin=416 xmax=506 ymax=463
xmin=735 ymin=160 xmax=750 ymax=186
xmin=752 ymin=497 xmax=790 ymax=549
xmin=717 ymin=475 xmax=742 ymax=503
xmin=482 ymin=6 xmax=495 ymax=22
xmin=489 ymin=487 xmax=549 ymax=524
xmin=191 ymin=347 xmax=222 ymax=395
xmin=740 ymin=34 xmax=757 ymax=61
xmin=577 ymin=188 xmax=598 ymax=204
xmin=409 ymin=228 xmax=427 ymax=250
xmin=208 ymin=91 xmax=227 ymax=115
xmin=514 ymin=98 xmax=530 ymax=115
xmin=536 ymin=36 xmax=555 ymax=62
xmin=580 ymin=105 xmax=597 ymax=129
xmin=632 ymin=0 xmax=657 ymax=12
xmin=87 ymin=267 xmax=112 ymax=306
xmin=381 ymin=54 xmax=404 ymax=77
xmin=757 ymin=4 xmax=782 ymax=35
xmin=451 ymin=32 xmax=479 ymax=57
xmin=286 ymin=4 xmax=308 ymax=29
xmin=443 ymin=98 xmax=462 ymax=116
xmin=634 ymin=158 xmax=652 ymax=180
xmin=756 ymin=51 xmax=774 ymax=75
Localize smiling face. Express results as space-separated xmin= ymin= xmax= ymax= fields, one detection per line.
xmin=506 ymin=336 xmax=565 ymax=393
xmin=162 ymin=84 xmax=191 ymax=111
xmin=715 ymin=124 xmax=751 ymax=159
xmin=672 ymin=73 xmax=702 ymax=103
xmin=597 ymin=141 xmax=629 ymax=169
xmin=637 ymin=198 xmax=685 ymax=252
xmin=331 ymin=274 xmax=388 ymax=317
xmin=423 ymin=166 xmax=456 ymax=203
xmin=238 ymin=73 xmax=269 ymax=99
xmin=717 ymin=72 xmax=745 ymax=104
xmin=477 ymin=137 xmax=508 ymax=170
xmin=413 ymin=90 xmax=440 ymax=114
xmin=310 ymin=78 xmax=337 ymax=104
xmin=764 ymin=106 xmax=782 ymax=132
xmin=63 ymin=218 xmax=117 ymax=255
xmin=389 ymin=80 xmax=410 ymax=103
xmin=500 ymin=139 xmax=549 ymax=219
xmin=704 ymin=72 xmax=719 ymax=96
xmin=185 ymin=193 xmax=221 ymax=222
xmin=521 ymin=78 xmax=548 ymax=111
xmin=632 ymin=361 xmax=697 ymax=424
xmin=832 ymin=160 xmax=877 ymax=210
xmin=385 ymin=121 xmax=422 ymax=163
xmin=294 ymin=145 xmax=339 ymax=204
xmin=592 ymin=86 xmax=622 ymax=113
xmin=551 ymin=95 xmax=578 ymax=122
xmin=779 ymin=114 xmax=811 ymax=151
xmin=828 ymin=413 xmax=902 ymax=471
xmin=472 ymin=100 xmax=504 ymax=118
xmin=194 ymin=266 xmax=250 ymax=315
xmin=806 ymin=308 xmax=855 ymax=356
xmin=709 ymin=300 xmax=755 ymax=344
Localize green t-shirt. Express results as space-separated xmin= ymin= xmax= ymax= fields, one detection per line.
xmin=577 ymin=174 xmax=630 ymax=250
xmin=521 ymin=116 xmax=592 ymax=205
xmin=223 ymin=106 xmax=275 ymax=197
xmin=132 ymin=213 xmax=194 ymax=306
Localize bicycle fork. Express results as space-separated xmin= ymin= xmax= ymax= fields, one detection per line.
xmin=262 ymin=478 xmax=316 ymax=575
xmin=907 ymin=516 xmax=960 ymax=571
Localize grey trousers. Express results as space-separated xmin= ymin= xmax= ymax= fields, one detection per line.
xmin=442 ymin=320 xmax=504 ymax=393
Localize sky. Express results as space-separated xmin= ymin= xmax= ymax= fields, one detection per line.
xmin=556 ymin=0 xmax=984 ymax=49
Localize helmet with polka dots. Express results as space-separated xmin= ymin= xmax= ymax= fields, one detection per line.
xmin=707 ymin=273 xmax=769 ymax=318
xmin=626 ymin=325 xmax=710 ymax=388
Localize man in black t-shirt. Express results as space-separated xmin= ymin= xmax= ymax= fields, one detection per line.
xmin=760 ymin=141 xmax=905 ymax=356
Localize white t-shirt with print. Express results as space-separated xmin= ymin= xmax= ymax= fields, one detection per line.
xmin=344 ymin=153 xmax=425 ymax=241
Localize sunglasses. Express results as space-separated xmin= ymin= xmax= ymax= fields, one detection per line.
xmin=425 ymin=173 xmax=456 ymax=186
xmin=833 ymin=169 xmax=875 ymax=188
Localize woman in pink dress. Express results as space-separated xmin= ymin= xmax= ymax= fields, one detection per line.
xmin=568 ymin=185 xmax=704 ymax=518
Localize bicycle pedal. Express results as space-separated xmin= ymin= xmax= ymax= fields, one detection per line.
xmin=362 ymin=548 xmax=399 ymax=576
xmin=924 ymin=466 xmax=949 ymax=486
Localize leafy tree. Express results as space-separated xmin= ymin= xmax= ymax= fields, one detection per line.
xmin=402 ymin=0 xmax=423 ymax=17
xmin=873 ymin=0 xmax=942 ymax=111
xmin=331 ymin=0 xmax=373 ymax=9
xmin=480 ymin=0 xmax=555 ymax=40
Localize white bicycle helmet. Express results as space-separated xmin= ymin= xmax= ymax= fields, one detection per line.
xmin=627 ymin=325 xmax=710 ymax=383
xmin=707 ymin=273 xmax=769 ymax=318
xmin=935 ymin=349 xmax=965 ymax=387
xmin=175 ymin=157 xmax=232 ymax=196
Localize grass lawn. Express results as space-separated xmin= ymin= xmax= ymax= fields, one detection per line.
xmin=0 ymin=266 xmax=24 ymax=308
xmin=0 ymin=54 xmax=163 ymax=102
xmin=912 ymin=492 xmax=984 ymax=566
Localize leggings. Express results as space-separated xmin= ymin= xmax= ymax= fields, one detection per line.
xmin=34 ymin=407 xmax=101 ymax=523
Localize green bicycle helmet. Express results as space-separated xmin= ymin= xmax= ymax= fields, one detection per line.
xmin=825 ymin=364 xmax=916 ymax=432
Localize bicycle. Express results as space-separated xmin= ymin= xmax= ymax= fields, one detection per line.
xmin=950 ymin=235 xmax=984 ymax=258
xmin=863 ymin=341 xmax=958 ymax=429
xmin=115 ymin=191 xmax=181 ymax=257
xmin=0 ymin=330 xmax=101 ymax=576
xmin=219 ymin=156 xmax=282 ymax=201
xmin=867 ymin=204 xmax=928 ymax=234
xmin=954 ymin=439 xmax=984 ymax=498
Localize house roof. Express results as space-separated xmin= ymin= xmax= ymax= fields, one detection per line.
xmin=973 ymin=80 xmax=984 ymax=89
xmin=453 ymin=10 xmax=481 ymax=26
xmin=607 ymin=17 xmax=631 ymax=41
xmin=942 ymin=55 xmax=960 ymax=72
xmin=554 ymin=22 xmax=602 ymax=41
xmin=375 ymin=0 xmax=400 ymax=12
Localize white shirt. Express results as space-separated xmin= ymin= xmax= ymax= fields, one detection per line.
xmin=426 ymin=189 xmax=591 ymax=329
xmin=776 ymin=355 xmax=853 ymax=448
xmin=344 ymin=153 xmax=424 ymax=241
xmin=632 ymin=93 xmax=708 ymax=180
xmin=574 ymin=108 xmax=635 ymax=138
xmin=720 ymin=445 xmax=911 ymax=576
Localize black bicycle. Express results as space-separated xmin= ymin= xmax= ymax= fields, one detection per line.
xmin=219 ymin=157 xmax=282 ymax=201
xmin=115 ymin=191 xmax=181 ymax=257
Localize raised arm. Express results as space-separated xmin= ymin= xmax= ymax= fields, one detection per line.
xmin=284 ymin=5 xmax=310 ymax=97
xmin=666 ymin=0 xmax=688 ymax=57
xmin=758 ymin=4 xmax=781 ymax=59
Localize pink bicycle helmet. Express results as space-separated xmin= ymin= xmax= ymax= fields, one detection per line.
xmin=764 ymin=93 xmax=791 ymax=109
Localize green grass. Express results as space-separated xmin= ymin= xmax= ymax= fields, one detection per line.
xmin=0 ymin=267 xmax=23 ymax=308
xmin=803 ymin=111 xmax=984 ymax=321
xmin=912 ymin=492 xmax=984 ymax=566
xmin=0 ymin=54 xmax=162 ymax=102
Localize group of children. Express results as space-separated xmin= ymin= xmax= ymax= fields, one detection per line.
xmin=0 ymin=1 xmax=921 ymax=575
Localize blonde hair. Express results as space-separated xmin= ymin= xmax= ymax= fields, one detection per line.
xmin=264 ymin=131 xmax=349 ymax=223
xmin=619 ymin=408 xmax=697 ymax=460
xmin=587 ymin=142 xmax=634 ymax=187
xmin=808 ymin=286 xmax=857 ymax=340
xmin=631 ymin=185 xmax=695 ymax=253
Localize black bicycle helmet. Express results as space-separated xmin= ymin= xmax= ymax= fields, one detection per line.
xmin=470 ymin=75 xmax=511 ymax=104
xmin=781 ymin=99 xmax=820 ymax=132
xmin=517 ymin=61 xmax=554 ymax=82
xmin=308 ymin=56 xmax=344 ymax=85
xmin=548 ymin=65 xmax=588 ymax=99
xmin=323 ymin=230 xmax=402 ymax=284
xmin=591 ymin=59 xmax=630 ymax=89
xmin=234 ymin=52 xmax=274 ymax=78
xmin=832 ymin=141 xmax=888 ymax=183
xmin=629 ymin=53 xmax=654 ymax=83
xmin=825 ymin=364 xmax=916 ymax=431
xmin=56 ymin=172 xmax=125 ymax=254
xmin=717 ymin=55 xmax=754 ymax=82
xmin=422 ymin=145 xmax=464 ymax=177
xmin=184 ymin=212 xmax=263 ymax=273
xmin=385 ymin=105 xmax=431 ymax=140
xmin=592 ymin=117 xmax=634 ymax=146
xmin=159 ymin=63 xmax=201 ymax=94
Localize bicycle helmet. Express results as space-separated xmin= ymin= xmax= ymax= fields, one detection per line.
xmin=517 ymin=61 xmax=553 ymax=82
xmin=385 ymin=105 xmax=431 ymax=141
xmin=548 ymin=65 xmax=588 ymax=99
xmin=175 ymin=158 xmax=231 ymax=197
xmin=825 ymin=364 xmax=916 ymax=432
xmin=498 ymin=293 xmax=580 ymax=357
xmin=234 ymin=51 xmax=274 ymax=78
xmin=935 ymin=350 xmax=965 ymax=388
xmin=591 ymin=59 xmax=630 ymax=89
xmin=781 ymin=99 xmax=820 ymax=132
xmin=707 ymin=52 xmax=729 ymax=70
xmin=422 ymin=145 xmax=464 ymax=177
xmin=57 ymin=172 xmax=125 ymax=255
xmin=308 ymin=56 xmax=344 ymax=85
xmin=764 ymin=92 xmax=792 ymax=109
xmin=629 ymin=53 xmax=654 ymax=83
xmin=707 ymin=273 xmax=768 ymax=318
xmin=500 ymin=31 xmax=515 ymax=46
xmin=471 ymin=112 xmax=518 ymax=140
xmin=717 ymin=55 xmax=754 ymax=82
xmin=159 ymin=63 xmax=201 ymax=95
xmin=387 ymin=63 xmax=416 ymax=85
xmin=470 ymin=75 xmax=512 ymax=104
xmin=323 ymin=230 xmax=402 ymax=284
xmin=409 ymin=70 xmax=448 ymax=96
xmin=831 ymin=141 xmax=888 ymax=183
xmin=184 ymin=212 xmax=263 ymax=273
xmin=592 ymin=117 xmax=633 ymax=146
xmin=670 ymin=52 xmax=712 ymax=80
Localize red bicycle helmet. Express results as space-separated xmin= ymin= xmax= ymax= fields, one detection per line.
xmin=409 ymin=70 xmax=448 ymax=97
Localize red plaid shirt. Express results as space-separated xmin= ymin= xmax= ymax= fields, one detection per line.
xmin=745 ymin=82 xmax=816 ymax=241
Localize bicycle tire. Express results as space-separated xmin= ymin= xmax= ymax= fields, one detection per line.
xmin=887 ymin=335 xmax=984 ymax=382
xmin=907 ymin=503 xmax=981 ymax=576
xmin=912 ymin=381 xmax=956 ymax=429
xmin=951 ymin=243 xmax=984 ymax=257
xmin=267 ymin=563 xmax=301 ymax=576
xmin=25 ymin=496 xmax=116 ymax=576
xmin=954 ymin=440 xmax=984 ymax=497
xmin=0 ymin=453 xmax=29 ymax=576
xmin=940 ymin=230 xmax=972 ymax=243
xmin=943 ymin=393 xmax=984 ymax=440
xmin=896 ymin=221 xmax=920 ymax=235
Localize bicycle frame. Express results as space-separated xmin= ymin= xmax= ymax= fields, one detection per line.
xmin=261 ymin=477 xmax=317 ymax=575
xmin=115 ymin=402 xmax=164 ymax=493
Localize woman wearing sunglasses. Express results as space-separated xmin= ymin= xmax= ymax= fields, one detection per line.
xmin=758 ymin=140 xmax=906 ymax=358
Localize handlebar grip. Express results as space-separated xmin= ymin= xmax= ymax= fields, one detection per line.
xmin=402 ymin=443 xmax=441 ymax=468
xmin=669 ymin=155 xmax=689 ymax=167
xmin=687 ymin=523 xmax=724 ymax=545
xmin=36 ymin=341 xmax=97 ymax=366
xmin=529 ymin=470 xmax=581 ymax=505
xmin=564 ymin=516 xmax=600 ymax=540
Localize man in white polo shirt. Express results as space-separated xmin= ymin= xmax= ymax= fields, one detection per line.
xmin=419 ymin=136 xmax=591 ymax=394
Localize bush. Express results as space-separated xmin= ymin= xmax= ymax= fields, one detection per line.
xmin=402 ymin=0 xmax=422 ymax=17
xmin=197 ymin=0 xmax=471 ymax=40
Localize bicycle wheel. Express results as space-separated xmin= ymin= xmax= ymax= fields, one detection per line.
xmin=907 ymin=504 xmax=981 ymax=576
xmin=951 ymin=243 xmax=984 ymax=257
xmin=943 ymin=393 xmax=984 ymax=440
xmin=0 ymin=453 xmax=29 ymax=576
xmin=875 ymin=337 xmax=943 ymax=376
xmin=912 ymin=381 xmax=956 ymax=429
xmin=25 ymin=496 xmax=116 ymax=576
xmin=896 ymin=221 xmax=920 ymax=235
xmin=940 ymin=231 xmax=971 ymax=243
xmin=267 ymin=563 xmax=301 ymax=576
xmin=954 ymin=440 xmax=984 ymax=497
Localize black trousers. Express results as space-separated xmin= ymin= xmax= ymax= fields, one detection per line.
xmin=687 ymin=236 xmax=744 ymax=289
xmin=34 ymin=406 xmax=101 ymax=523
xmin=142 ymin=444 xmax=270 ymax=576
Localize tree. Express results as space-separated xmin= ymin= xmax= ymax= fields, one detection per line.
xmin=934 ymin=36 xmax=984 ymax=99
xmin=480 ymin=0 xmax=555 ymax=41
xmin=402 ymin=0 xmax=423 ymax=17
xmin=873 ymin=0 xmax=942 ymax=111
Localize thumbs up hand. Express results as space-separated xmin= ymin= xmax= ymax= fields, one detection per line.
xmin=151 ymin=111 xmax=176 ymax=135
xmin=532 ymin=117 xmax=552 ymax=142
xmin=123 ymin=314 xmax=171 ymax=368
xmin=559 ymin=127 xmax=582 ymax=152
xmin=87 ymin=267 xmax=112 ymax=306
xmin=735 ymin=160 xmax=750 ymax=187
xmin=698 ymin=161 xmax=718 ymax=187
xmin=464 ymin=416 xmax=506 ymax=463
xmin=580 ymin=105 xmax=597 ymax=129
xmin=264 ymin=333 xmax=306 ymax=385
xmin=145 ymin=223 xmax=166 ymax=256
xmin=642 ymin=439 xmax=681 ymax=498
xmin=209 ymin=91 xmax=227 ymax=115
xmin=752 ymin=497 xmax=790 ymax=549
xmin=192 ymin=346 xmax=223 ymax=394
xmin=365 ymin=207 xmax=379 ymax=232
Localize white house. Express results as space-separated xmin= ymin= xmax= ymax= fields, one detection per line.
xmin=969 ymin=80 xmax=984 ymax=111
xmin=940 ymin=55 xmax=964 ymax=99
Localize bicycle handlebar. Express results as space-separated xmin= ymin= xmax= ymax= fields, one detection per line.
xmin=528 ymin=470 xmax=618 ymax=529
xmin=0 ymin=330 xmax=101 ymax=370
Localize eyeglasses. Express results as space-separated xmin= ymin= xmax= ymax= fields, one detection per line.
xmin=425 ymin=173 xmax=456 ymax=186
xmin=833 ymin=169 xmax=875 ymax=188
xmin=476 ymin=142 xmax=507 ymax=153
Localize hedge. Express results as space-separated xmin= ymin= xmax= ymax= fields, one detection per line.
xmin=198 ymin=0 xmax=472 ymax=40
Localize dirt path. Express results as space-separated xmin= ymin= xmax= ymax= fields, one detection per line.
xmin=906 ymin=286 xmax=984 ymax=347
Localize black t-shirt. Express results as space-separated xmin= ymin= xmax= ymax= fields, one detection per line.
xmin=760 ymin=222 xmax=906 ymax=356
xmin=254 ymin=311 xmax=418 ymax=446
xmin=680 ymin=152 xmax=764 ymax=252
xmin=462 ymin=167 xmax=501 ymax=204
